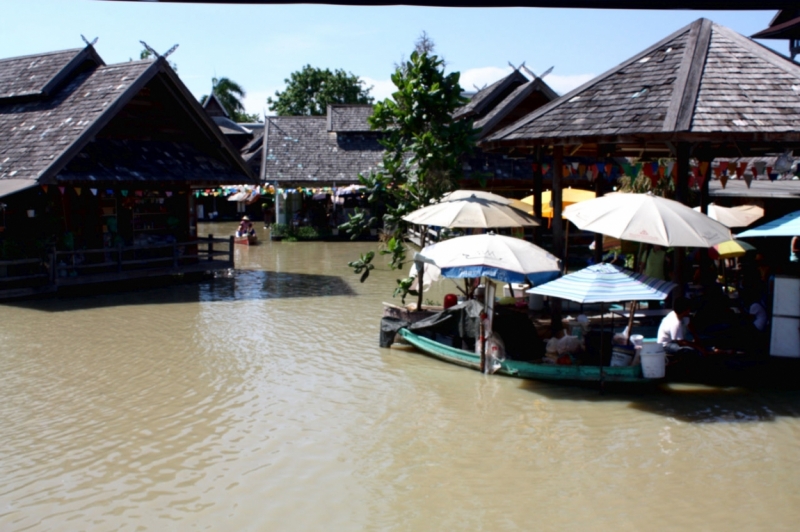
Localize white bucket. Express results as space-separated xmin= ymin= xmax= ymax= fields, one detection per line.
xmin=630 ymin=334 xmax=644 ymax=348
xmin=640 ymin=342 xmax=666 ymax=379
xmin=610 ymin=350 xmax=633 ymax=367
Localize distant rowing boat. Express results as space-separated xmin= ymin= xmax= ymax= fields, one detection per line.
xmin=234 ymin=234 xmax=258 ymax=245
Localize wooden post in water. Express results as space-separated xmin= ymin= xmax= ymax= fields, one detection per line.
xmin=533 ymin=146 xmax=543 ymax=246
xmin=229 ymin=236 xmax=235 ymax=268
xmin=551 ymin=145 xmax=564 ymax=335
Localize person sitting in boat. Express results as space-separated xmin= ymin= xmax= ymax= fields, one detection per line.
xmin=657 ymin=297 xmax=710 ymax=358
xmin=236 ymin=216 xmax=255 ymax=237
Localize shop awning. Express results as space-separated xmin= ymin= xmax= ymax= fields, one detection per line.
xmin=0 ymin=179 xmax=36 ymax=199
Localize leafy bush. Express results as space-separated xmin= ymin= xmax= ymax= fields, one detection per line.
xmin=296 ymin=226 xmax=319 ymax=241
xmin=269 ymin=223 xmax=289 ymax=238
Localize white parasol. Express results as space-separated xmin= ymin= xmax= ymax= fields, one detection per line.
xmin=692 ymin=203 xmax=764 ymax=228
xmin=563 ymin=192 xmax=731 ymax=247
xmin=440 ymin=190 xmax=530 ymax=214
xmin=403 ymin=196 xmax=540 ymax=229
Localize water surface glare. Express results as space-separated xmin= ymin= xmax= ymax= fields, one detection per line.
xmin=2 ymin=223 xmax=800 ymax=530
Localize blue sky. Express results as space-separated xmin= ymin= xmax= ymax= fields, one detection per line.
xmin=1 ymin=2 xmax=786 ymax=116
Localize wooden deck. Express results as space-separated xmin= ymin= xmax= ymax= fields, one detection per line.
xmin=0 ymin=235 xmax=234 ymax=300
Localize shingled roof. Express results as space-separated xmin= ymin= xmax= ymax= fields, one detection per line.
xmin=0 ymin=46 xmax=254 ymax=188
xmin=327 ymin=104 xmax=374 ymax=132
xmin=263 ymin=115 xmax=383 ymax=185
xmin=486 ymin=18 xmax=800 ymax=153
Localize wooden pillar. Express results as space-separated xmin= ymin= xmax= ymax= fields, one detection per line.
xmin=551 ymin=145 xmax=564 ymax=334
xmin=674 ymin=143 xmax=692 ymax=291
xmin=593 ymin=172 xmax=604 ymax=265
xmin=532 ymin=146 xmax=543 ymax=246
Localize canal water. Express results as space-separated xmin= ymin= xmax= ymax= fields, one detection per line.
xmin=2 ymin=222 xmax=800 ymax=531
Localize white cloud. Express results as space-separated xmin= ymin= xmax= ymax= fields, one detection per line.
xmin=360 ymin=67 xmax=596 ymax=103
xmin=361 ymin=76 xmax=396 ymax=102
xmin=242 ymin=89 xmax=276 ymax=118
xmin=545 ymin=73 xmax=595 ymax=96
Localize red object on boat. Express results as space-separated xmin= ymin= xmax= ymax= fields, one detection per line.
xmin=443 ymin=294 xmax=458 ymax=309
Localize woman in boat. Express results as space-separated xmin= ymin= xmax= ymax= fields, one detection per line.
xmin=236 ymin=216 xmax=255 ymax=238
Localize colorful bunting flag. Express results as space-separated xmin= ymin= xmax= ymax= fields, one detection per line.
xmin=58 ymin=186 xmax=65 ymax=195
xmin=74 ymin=187 xmax=81 ymax=196
xmin=744 ymin=172 xmax=753 ymax=188
xmin=90 ymin=188 xmax=97 ymax=196
xmin=719 ymin=174 xmax=728 ymax=189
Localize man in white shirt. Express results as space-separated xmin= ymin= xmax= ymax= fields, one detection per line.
xmin=658 ymin=297 xmax=708 ymax=357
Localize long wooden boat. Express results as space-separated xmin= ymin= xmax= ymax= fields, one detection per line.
xmin=234 ymin=234 xmax=258 ymax=245
xmin=397 ymin=328 xmax=654 ymax=383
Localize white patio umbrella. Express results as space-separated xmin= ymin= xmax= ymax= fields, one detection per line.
xmin=415 ymin=233 xmax=561 ymax=285
xmin=416 ymin=233 xmax=560 ymax=373
xmin=692 ymin=203 xmax=764 ymax=228
xmin=563 ymin=192 xmax=731 ymax=248
xmin=440 ymin=190 xmax=530 ymax=214
xmin=403 ymin=196 xmax=540 ymax=229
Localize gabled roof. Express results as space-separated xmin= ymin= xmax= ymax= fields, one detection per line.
xmin=751 ymin=11 xmax=800 ymax=40
xmin=487 ymin=18 xmax=800 ymax=147
xmin=202 ymin=92 xmax=229 ymax=118
xmin=327 ymin=104 xmax=374 ymax=132
xmin=453 ymin=69 xmax=529 ymax=120
xmin=263 ymin=115 xmax=383 ymax=185
xmin=473 ymin=77 xmax=558 ymax=137
xmin=0 ymin=47 xmax=104 ymax=101
xmin=0 ymin=46 xmax=254 ymax=186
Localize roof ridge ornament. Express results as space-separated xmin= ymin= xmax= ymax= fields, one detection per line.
xmin=80 ymin=35 xmax=98 ymax=47
xmin=139 ymin=41 xmax=179 ymax=60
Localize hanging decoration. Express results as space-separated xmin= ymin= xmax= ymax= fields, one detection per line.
xmin=41 ymin=185 xmax=49 ymax=193
xmin=121 ymin=190 xmax=128 ymax=197
xmin=90 ymin=188 xmax=98 ymax=196
xmin=59 ymin=186 xmax=65 ymax=195
xmin=74 ymin=187 xmax=82 ymax=196
xmin=744 ymin=172 xmax=753 ymax=188
xmin=719 ymin=173 xmax=728 ymax=189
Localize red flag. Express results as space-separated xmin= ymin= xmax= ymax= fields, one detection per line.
xmin=719 ymin=174 xmax=728 ymax=189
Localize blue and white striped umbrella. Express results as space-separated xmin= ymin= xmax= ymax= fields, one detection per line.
xmin=737 ymin=210 xmax=800 ymax=238
xmin=527 ymin=263 xmax=676 ymax=304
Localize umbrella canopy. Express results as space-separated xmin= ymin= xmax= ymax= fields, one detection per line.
xmin=692 ymin=203 xmax=764 ymax=228
xmin=709 ymin=239 xmax=757 ymax=260
xmin=521 ymin=188 xmax=596 ymax=218
xmin=403 ymin=196 xmax=540 ymax=229
xmin=527 ymin=263 xmax=676 ymax=304
xmin=562 ymin=193 xmax=731 ymax=247
xmin=227 ymin=190 xmax=249 ymax=202
xmin=415 ymin=233 xmax=560 ymax=284
xmin=737 ymin=210 xmax=800 ymax=238
xmin=440 ymin=190 xmax=530 ymax=213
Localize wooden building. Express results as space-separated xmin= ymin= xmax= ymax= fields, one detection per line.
xmin=0 ymin=45 xmax=256 ymax=299
xmin=752 ymin=9 xmax=800 ymax=61
xmin=484 ymin=17 xmax=800 ymax=278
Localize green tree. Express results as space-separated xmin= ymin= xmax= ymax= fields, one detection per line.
xmin=267 ymin=65 xmax=373 ymax=116
xmin=136 ymin=48 xmax=178 ymax=72
xmin=341 ymin=50 xmax=477 ymax=305
xmin=200 ymin=77 xmax=260 ymax=123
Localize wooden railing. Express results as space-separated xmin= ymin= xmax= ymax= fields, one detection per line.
xmin=0 ymin=235 xmax=234 ymax=290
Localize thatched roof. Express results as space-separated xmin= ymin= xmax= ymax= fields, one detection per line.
xmin=0 ymin=46 xmax=254 ymax=188
xmin=486 ymin=18 xmax=800 ymax=155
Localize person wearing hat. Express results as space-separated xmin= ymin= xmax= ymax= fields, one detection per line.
xmin=236 ymin=215 xmax=255 ymax=237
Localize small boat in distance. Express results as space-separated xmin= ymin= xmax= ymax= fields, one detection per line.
xmin=234 ymin=234 xmax=258 ymax=245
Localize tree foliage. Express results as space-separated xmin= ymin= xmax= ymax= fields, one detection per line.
xmin=200 ymin=77 xmax=260 ymax=123
xmin=267 ymin=65 xmax=373 ymax=116
xmin=342 ymin=50 xmax=476 ymax=302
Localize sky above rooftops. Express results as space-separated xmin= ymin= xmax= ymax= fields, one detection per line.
xmin=0 ymin=2 xmax=786 ymax=117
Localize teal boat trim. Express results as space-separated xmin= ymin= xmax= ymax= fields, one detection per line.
xmin=397 ymin=328 xmax=654 ymax=383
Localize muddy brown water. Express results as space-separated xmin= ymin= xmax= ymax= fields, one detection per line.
xmin=2 ymin=223 xmax=800 ymax=531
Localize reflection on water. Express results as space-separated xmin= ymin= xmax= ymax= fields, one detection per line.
xmin=2 ymin=222 xmax=800 ymax=531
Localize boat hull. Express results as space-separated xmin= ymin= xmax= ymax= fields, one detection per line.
xmin=234 ymin=235 xmax=258 ymax=245
xmin=397 ymin=328 xmax=653 ymax=383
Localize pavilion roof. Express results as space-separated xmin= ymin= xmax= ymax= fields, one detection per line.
xmin=486 ymin=18 xmax=800 ymax=154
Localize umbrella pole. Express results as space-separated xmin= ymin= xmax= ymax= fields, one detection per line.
xmin=625 ymin=301 xmax=638 ymax=343
xmin=416 ymin=226 xmax=427 ymax=311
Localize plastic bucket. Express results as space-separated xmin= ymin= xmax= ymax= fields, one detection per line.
xmin=640 ymin=342 xmax=666 ymax=379
xmin=610 ymin=350 xmax=633 ymax=367
xmin=630 ymin=334 xmax=644 ymax=348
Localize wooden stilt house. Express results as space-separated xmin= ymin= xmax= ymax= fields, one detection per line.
xmin=0 ymin=45 xmax=256 ymax=298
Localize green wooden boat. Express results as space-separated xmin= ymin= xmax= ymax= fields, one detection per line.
xmin=397 ymin=328 xmax=654 ymax=383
